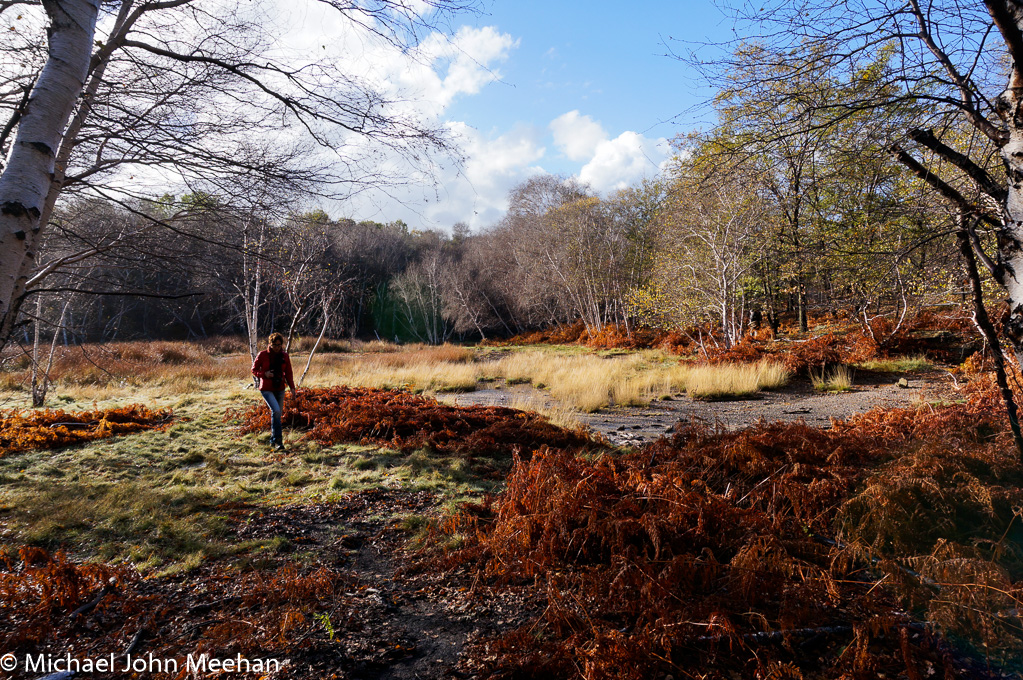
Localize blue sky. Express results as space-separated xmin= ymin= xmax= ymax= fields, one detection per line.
xmin=447 ymin=0 xmax=728 ymax=167
xmin=304 ymin=0 xmax=735 ymax=229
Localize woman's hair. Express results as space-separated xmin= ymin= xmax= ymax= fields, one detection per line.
xmin=268 ymin=332 xmax=285 ymax=347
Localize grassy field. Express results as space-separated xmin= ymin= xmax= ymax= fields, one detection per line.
xmin=0 ymin=340 xmax=788 ymax=574
xmin=0 ymin=342 xmax=503 ymax=573
xmin=0 ymin=384 xmax=509 ymax=573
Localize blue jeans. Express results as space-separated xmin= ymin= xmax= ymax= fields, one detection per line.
xmin=260 ymin=390 xmax=285 ymax=444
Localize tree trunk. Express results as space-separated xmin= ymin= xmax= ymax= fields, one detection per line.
xmin=298 ymin=300 xmax=333 ymax=388
xmin=957 ymin=220 xmax=1023 ymax=458
xmin=797 ymin=280 xmax=808 ymax=333
xmin=997 ymin=81 xmax=1023 ymax=357
xmin=31 ymin=294 xmax=72 ymax=408
xmin=0 ymin=0 xmax=101 ymax=348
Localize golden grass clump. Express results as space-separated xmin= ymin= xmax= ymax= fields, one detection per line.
xmin=507 ymin=396 xmax=583 ymax=430
xmin=489 ymin=352 xmax=787 ymax=410
xmin=0 ymin=341 xmax=242 ymax=398
xmin=299 ymin=343 xmax=478 ymax=393
xmin=856 ymin=355 xmax=931 ymax=373
xmin=683 ymin=360 xmax=790 ymax=400
xmin=308 ymin=356 xmax=478 ymax=393
xmin=49 ymin=342 xmax=227 ymax=381
xmin=491 ymin=352 xmax=659 ymax=412
xmin=811 ymin=365 xmax=854 ymax=392
xmin=366 ymin=343 xmax=474 ymax=367
xmin=288 ymin=336 xmax=352 ymax=353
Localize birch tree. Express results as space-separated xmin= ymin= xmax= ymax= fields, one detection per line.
xmin=635 ymin=144 xmax=765 ymax=347
xmin=0 ymin=0 xmax=475 ymax=350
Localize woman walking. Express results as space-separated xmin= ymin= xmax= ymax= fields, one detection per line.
xmin=251 ymin=332 xmax=296 ymax=451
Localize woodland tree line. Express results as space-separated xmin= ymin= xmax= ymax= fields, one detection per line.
xmin=1 ymin=0 xmax=1021 ymax=365
xmin=23 ymin=120 xmax=963 ymax=357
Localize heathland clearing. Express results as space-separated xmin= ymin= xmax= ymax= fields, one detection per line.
xmin=0 ymin=339 xmax=1018 ymax=679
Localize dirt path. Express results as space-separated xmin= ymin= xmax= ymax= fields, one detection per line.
xmin=443 ymin=370 xmax=955 ymax=446
xmin=229 ymin=490 xmax=531 ymax=680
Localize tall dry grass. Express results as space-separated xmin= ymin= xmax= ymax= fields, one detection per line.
xmin=0 ymin=341 xmax=241 ymax=398
xmin=304 ymin=344 xmax=478 ymax=393
xmin=0 ymin=339 xmax=480 ymax=401
xmin=0 ymin=339 xmax=790 ymax=412
xmin=811 ymin=365 xmax=854 ymax=392
xmin=488 ymin=351 xmax=789 ymax=411
xmin=684 ymin=360 xmax=790 ymax=400
xmin=506 ymin=396 xmax=583 ymax=430
xmin=488 ymin=352 xmax=785 ymax=411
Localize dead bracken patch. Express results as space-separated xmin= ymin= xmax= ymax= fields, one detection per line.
xmin=440 ymin=379 xmax=1023 ymax=679
xmin=498 ymin=312 xmax=978 ymax=374
xmin=232 ymin=385 xmax=601 ymax=457
xmin=0 ymin=404 xmax=173 ymax=457
xmin=0 ymin=546 xmax=358 ymax=679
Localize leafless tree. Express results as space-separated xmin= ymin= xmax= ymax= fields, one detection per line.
xmin=0 ymin=0 xmax=477 ymax=350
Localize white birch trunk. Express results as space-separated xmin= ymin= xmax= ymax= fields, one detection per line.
xmin=0 ymin=0 xmax=101 ymax=345
xmin=998 ymin=84 xmax=1023 ymax=352
xmin=31 ymin=295 xmax=71 ymax=407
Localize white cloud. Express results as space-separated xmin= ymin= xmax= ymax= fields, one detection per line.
xmin=339 ymin=122 xmax=547 ymax=230
xmin=418 ymin=26 xmax=519 ymax=108
xmin=578 ymin=131 xmax=670 ymax=193
xmin=337 ymin=24 xmax=517 ymax=116
xmin=278 ymin=5 xmax=516 ymax=117
xmin=549 ymin=110 xmax=670 ymax=193
xmin=549 ymin=110 xmax=607 ymax=162
xmin=260 ymin=8 xmax=527 ymax=227
xmin=417 ymin=123 xmax=548 ymax=228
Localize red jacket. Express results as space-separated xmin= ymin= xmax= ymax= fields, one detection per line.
xmin=251 ymin=349 xmax=295 ymax=392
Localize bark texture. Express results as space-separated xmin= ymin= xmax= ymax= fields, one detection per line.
xmin=997 ymin=85 xmax=1023 ymax=350
xmin=0 ymin=0 xmax=101 ymax=344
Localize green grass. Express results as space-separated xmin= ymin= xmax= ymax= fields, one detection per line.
xmin=0 ymin=385 xmax=508 ymax=573
xmin=856 ymin=355 xmax=932 ymax=373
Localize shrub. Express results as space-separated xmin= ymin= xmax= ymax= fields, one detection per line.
xmin=232 ymin=385 xmax=599 ymax=458
xmin=438 ymin=377 xmax=1023 ymax=678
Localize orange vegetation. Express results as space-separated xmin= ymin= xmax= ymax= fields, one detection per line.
xmin=233 ymin=385 xmax=599 ymax=457
xmin=497 ymin=310 xmax=976 ymax=375
xmin=0 ymin=404 xmax=172 ymax=457
xmin=442 ymin=378 xmax=1023 ymax=679
xmin=0 ymin=546 xmax=353 ymax=674
xmin=500 ymin=321 xmax=694 ymax=353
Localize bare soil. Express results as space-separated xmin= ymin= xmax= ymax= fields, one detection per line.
xmin=444 ymin=369 xmax=957 ymax=446
xmin=223 ymin=490 xmax=536 ymax=680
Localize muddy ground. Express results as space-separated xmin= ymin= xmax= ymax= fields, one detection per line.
xmin=222 ymin=490 xmax=538 ymax=680
xmin=443 ymin=369 xmax=957 ymax=446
